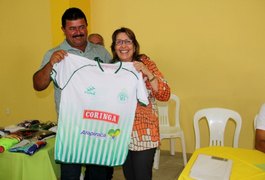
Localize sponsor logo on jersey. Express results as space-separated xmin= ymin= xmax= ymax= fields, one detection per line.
xmin=83 ymin=110 xmax=119 ymax=124
xmin=108 ymin=129 xmax=121 ymax=140
xmin=84 ymin=86 xmax=96 ymax=95
xmin=80 ymin=130 xmax=106 ymax=139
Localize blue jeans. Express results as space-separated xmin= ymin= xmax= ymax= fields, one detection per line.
xmin=61 ymin=164 xmax=113 ymax=180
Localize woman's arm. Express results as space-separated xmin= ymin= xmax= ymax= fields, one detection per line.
xmin=134 ymin=55 xmax=171 ymax=102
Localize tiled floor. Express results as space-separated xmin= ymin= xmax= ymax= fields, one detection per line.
xmin=113 ymin=151 xmax=190 ymax=180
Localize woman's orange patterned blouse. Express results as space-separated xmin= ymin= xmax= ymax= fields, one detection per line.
xmin=129 ymin=55 xmax=171 ymax=151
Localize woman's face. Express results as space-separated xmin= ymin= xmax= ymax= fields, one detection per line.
xmin=114 ymin=32 xmax=135 ymax=62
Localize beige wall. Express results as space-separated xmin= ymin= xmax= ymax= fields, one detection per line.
xmin=0 ymin=0 xmax=90 ymax=126
xmin=0 ymin=0 xmax=54 ymax=127
xmin=1 ymin=0 xmax=265 ymax=153
xmin=89 ymin=0 xmax=265 ymax=152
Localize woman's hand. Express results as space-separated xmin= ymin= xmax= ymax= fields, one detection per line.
xmin=133 ymin=61 xmax=154 ymax=80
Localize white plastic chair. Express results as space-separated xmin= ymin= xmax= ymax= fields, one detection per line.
xmin=254 ymin=114 xmax=258 ymax=130
xmin=153 ymin=94 xmax=187 ymax=169
xmin=193 ymin=107 xmax=242 ymax=149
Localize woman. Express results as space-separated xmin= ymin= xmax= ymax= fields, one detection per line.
xmin=111 ymin=27 xmax=171 ymax=180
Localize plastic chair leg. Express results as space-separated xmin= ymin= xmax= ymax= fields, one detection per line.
xmin=170 ymin=138 xmax=175 ymax=155
xmin=180 ymin=135 xmax=188 ymax=166
xmin=153 ymin=148 xmax=160 ymax=169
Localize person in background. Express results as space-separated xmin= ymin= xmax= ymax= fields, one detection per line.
xmin=33 ymin=7 xmax=113 ymax=180
xmin=110 ymin=27 xmax=171 ymax=180
xmin=88 ymin=33 xmax=105 ymax=46
xmin=255 ymin=103 xmax=265 ymax=153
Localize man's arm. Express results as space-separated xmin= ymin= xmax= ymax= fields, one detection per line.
xmin=255 ymin=129 xmax=265 ymax=153
xmin=33 ymin=62 xmax=53 ymax=91
xmin=33 ymin=50 xmax=68 ymax=91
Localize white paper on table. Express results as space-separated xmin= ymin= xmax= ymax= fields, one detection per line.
xmin=189 ymin=154 xmax=233 ymax=180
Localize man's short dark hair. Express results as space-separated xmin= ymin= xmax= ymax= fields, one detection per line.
xmin=61 ymin=7 xmax=87 ymax=28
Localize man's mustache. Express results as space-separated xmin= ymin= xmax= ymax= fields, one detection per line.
xmin=72 ymin=34 xmax=84 ymax=38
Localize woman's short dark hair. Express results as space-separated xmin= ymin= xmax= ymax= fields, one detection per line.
xmin=61 ymin=7 xmax=87 ymax=28
xmin=111 ymin=27 xmax=140 ymax=62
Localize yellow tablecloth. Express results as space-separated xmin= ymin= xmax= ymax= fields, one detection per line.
xmin=0 ymin=138 xmax=60 ymax=180
xmin=178 ymin=146 xmax=265 ymax=180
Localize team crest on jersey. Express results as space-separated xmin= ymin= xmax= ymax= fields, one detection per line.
xmin=84 ymin=86 xmax=96 ymax=95
xmin=118 ymin=90 xmax=128 ymax=103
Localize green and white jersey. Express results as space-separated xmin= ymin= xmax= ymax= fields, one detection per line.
xmin=51 ymin=53 xmax=148 ymax=166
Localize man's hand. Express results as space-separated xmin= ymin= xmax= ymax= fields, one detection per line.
xmin=49 ymin=50 xmax=68 ymax=66
xmin=33 ymin=50 xmax=68 ymax=91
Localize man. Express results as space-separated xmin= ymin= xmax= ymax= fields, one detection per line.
xmin=255 ymin=103 xmax=265 ymax=153
xmin=88 ymin=33 xmax=105 ymax=46
xmin=33 ymin=7 xmax=113 ymax=180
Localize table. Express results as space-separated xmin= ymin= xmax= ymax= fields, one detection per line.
xmin=178 ymin=146 xmax=265 ymax=180
xmin=0 ymin=138 xmax=60 ymax=180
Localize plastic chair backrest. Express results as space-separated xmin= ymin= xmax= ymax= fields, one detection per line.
xmin=194 ymin=108 xmax=242 ymax=149
xmin=157 ymin=94 xmax=180 ymax=128
xmin=254 ymin=114 xmax=258 ymax=130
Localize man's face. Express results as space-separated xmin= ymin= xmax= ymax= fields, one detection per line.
xmin=62 ymin=18 xmax=88 ymax=50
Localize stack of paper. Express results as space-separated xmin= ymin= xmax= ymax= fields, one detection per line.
xmin=189 ymin=154 xmax=233 ymax=180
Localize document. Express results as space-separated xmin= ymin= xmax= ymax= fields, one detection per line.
xmin=189 ymin=154 xmax=233 ymax=180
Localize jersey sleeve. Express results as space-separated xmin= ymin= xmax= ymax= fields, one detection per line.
xmin=137 ymin=72 xmax=149 ymax=106
xmin=50 ymin=60 xmax=70 ymax=90
xmin=50 ymin=53 xmax=95 ymax=89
